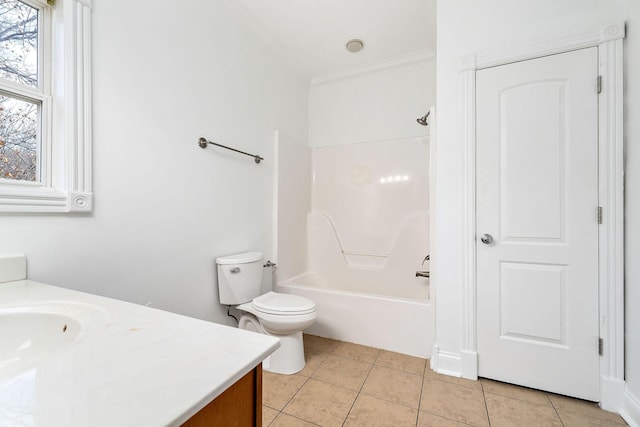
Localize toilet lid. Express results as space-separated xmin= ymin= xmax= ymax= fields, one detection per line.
xmin=252 ymin=292 xmax=316 ymax=315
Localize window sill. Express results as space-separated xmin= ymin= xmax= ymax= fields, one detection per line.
xmin=0 ymin=184 xmax=92 ymax=213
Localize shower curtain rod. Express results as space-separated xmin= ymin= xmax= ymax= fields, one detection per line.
xmin=198 ymin=137 xmax=264 ymax=164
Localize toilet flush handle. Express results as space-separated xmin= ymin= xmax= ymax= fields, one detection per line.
xmin=230 ymin=267 xmax=241 ymax=274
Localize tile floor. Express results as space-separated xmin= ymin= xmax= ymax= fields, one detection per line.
xmin=262 ymin=334 xmax=628 ymax=427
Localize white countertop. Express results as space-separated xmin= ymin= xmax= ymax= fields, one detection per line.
xmin=0 ymin=280 xmax=280 ymax=427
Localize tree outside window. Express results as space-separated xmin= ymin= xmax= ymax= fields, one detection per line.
xmin=0 ymin=0 xmax=39 ymax=182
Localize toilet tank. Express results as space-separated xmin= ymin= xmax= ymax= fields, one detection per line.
xmin=216 ymin=252 xmax=264 ymax=305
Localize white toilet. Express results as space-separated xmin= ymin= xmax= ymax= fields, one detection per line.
xmin=216 ymin=251 xmax=317 ymax=374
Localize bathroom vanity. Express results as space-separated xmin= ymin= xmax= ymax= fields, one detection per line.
xmin=182 ymin=364 xmax=262 ymax=426
xmin=0 ymin=277 xmax=279 ymax=426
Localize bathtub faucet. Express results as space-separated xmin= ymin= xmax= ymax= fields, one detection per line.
xmin=422 ymin=254 xmax=430 ymax=265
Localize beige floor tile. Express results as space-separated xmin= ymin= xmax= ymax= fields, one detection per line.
xmin=548 ymin=393 xmax=627 ymax=424
xmin=262 ymin=405 xmax=279 ymax=426
xmin=481 ymin=378 xmax=551 ymax=406
xmin=303 ymin=334 xmax=340 ymax=353
xmin=417 ymin=411 xmax=472 ymax=427
xmin=283 ymin=378 xmax=358 ymax=427
xmin=420 ymin=378 xmax=489 ymax=427
xmin=375 ymin=350 xmax=426 ymax=376
xmin=298 ymin=348 xmax=329 ymax=377
xmin=263 ymin=371 xmax=308 ymax=410
xmin=270 ymin=413 xmax=318 ymax=427
xmin=344 ymin=394 xmax=418 ymax=427
xmin=361 ymin=365 xmax=422 ymax=408
xmin=485 ymin=392 xmax=562 ymax=427
xmin=423 ymin=365 xmax=441 ymax=380
xmin=332 ymin=341 xmax=380 ymax=363
xmin=558 ymin=411 xmax=630 ymax=427
xmin=423 ymin=369 xmax=482 ymax=390
xmin=311 ymin=354 xmax=372 ymax=391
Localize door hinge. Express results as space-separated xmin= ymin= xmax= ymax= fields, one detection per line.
xmin=597 ymin=75 xmax=603 ymax=94
xmin=599 ymin=338 xmax=604 ymax=356
xmin=597 ymin=206 xmax=603 ymax=224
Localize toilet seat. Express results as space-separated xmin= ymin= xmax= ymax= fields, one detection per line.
xmin=252 ymin=291 xmax=316 ymax=315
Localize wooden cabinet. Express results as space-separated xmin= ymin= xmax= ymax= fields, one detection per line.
xmin=182 ymin=364 xmax=262 ymax=427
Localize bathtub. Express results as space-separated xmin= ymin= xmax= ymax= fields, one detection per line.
xmin=276 ymin=272 xmax=435 ymax=358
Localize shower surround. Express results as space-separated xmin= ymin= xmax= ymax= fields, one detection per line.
xmin=276 ymin=136 xmax=434 ymax=357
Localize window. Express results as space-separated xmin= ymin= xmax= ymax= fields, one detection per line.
xmin=0 ymin=0 xmax=92 ymax=212
xmin=0 ymin=0 xmax=42 ymax=182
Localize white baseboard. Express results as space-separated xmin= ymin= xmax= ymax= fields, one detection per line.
xmin=430 ymin=346 xmax=478 ymax=380
xmin=600 ymin=376 xmax=625 ymax=412
xmin=621 ymin=388 xmax=640 ymax=427
xmin=460 ymin=350 xmax=478 ymax=380
xmin=430 ymin=344 xmax=462 ymax=377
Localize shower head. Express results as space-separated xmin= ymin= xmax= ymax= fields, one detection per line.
xmin=417 ymin=111 xmax=430 ymax=126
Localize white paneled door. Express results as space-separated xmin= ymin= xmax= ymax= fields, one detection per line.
xmin=476 ymin=48 xmax=600 ymax=401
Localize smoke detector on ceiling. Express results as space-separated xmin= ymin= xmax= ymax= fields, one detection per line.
xmin=345 ymin=39 xmax=365 ymax=53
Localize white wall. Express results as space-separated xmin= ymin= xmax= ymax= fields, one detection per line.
xmin=435 ymin=0 xmax=635 ymax=411
xmin=624 ymin=0 xmax=640 ymax=422
xmin=0 ymin=0 xmax=308 ymax=325
xmin=308 ymin=60 xmax=435 ymax=147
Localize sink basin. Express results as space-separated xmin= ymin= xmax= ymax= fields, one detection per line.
xmin=0 ymin=302 xmax=108 ymax=377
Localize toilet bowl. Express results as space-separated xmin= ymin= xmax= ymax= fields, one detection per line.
xmin=215 ymin=252 xmax=317 ymax=375
xmin=237 ymin=292 xmax=316 ymax=374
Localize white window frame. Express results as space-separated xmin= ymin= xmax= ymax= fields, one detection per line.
xmin=0 ymin=0 xmax=92 ymax=212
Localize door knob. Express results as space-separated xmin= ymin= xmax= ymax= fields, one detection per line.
xmin=480 ymin=234 xmax=494 ymax=245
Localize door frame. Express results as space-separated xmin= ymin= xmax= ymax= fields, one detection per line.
xmin=459 ymin=23 xmax=625 ymax=409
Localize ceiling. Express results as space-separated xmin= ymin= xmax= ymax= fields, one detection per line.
xmin=229 ymin=0 xmax=436 ymax=83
